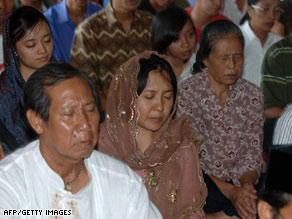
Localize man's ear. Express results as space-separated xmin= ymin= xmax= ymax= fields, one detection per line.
xmin=257 ymin=200 xmax=273 ymax=219
xmin=26 ymin=110 xmax=44 ymax=135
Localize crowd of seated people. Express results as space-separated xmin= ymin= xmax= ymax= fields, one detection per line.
xmin=1 ymin=0 xmax=292 ymax=218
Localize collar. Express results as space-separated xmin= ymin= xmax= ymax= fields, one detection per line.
xmin=56 ymin=0 xmax=94 ymax=24
xmin=241 ymin=21 xmax=274 ymax=45
xmin=105 ymin=3 xmax=140 ymax=27
xmin=241 ymin=21 xmax=257 ymax=43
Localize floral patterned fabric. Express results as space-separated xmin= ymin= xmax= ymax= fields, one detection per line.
xmin=176 ymin=71 xmax=264 ymax=186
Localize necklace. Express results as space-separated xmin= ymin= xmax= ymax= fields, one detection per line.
xmin=64 ymin=162 xmax=84 ymax=191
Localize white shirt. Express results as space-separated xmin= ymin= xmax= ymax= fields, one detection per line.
xmin=0 ymin=140 xmax=162 ymax=219
xmin=273 ymin=105 xmax=292 ymax=145
xmin=178 ymin=53 xmax=196 ymax=82
xmin=222 ymin=0 xmax=247 ymax=25
xmin=240 ymin=21 xmax=282 ymax=87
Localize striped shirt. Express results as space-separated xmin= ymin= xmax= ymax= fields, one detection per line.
xmin=273 ymin=105 xmax=292 ymax=145
xmin=261 ymin=33 xmax=292 ymax=110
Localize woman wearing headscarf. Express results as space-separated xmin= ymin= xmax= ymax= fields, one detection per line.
xmin=0 ymin=6 xmax=54 ymax=158
xmin=98 ymin=51 xmax=207 ymax=219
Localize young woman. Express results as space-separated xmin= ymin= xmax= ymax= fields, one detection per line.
xmin=0 ymin=6 xmax=53 ymax=158
xmin=98 ymin=51 xmax=207 ymax=218
xmin=240 ymin=0 xmax=283 ymax=86
xmin=152 ymin=6 xmax=196 ymax=82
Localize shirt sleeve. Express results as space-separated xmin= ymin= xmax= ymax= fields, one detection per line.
xmin=232 ymin=88 xmax=264 ymax=185
xmin=273 ymin=106 xmax=292 ymax=145
xmin=0 ymin=165 xmax=25 ymax=218
xmin=261 ymin=47 xmax=288 ymax=110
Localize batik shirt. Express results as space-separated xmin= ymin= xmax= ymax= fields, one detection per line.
xmin=176 ymin=71 xmax=264 ymax=186
xmin=70 ymin=5 xmax=153 ymax=98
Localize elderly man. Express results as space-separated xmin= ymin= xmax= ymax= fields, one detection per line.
xmin=70 ymin=0 xmax=153 ymax=111
xmin=45 ymin=0 xmax=101 ymax=63
xmin=0 ymin=62 xmax=162 ymax=218
xmin=261 ymin=33 xmax=292 ymax=119
xmin=176 ymin=20 xmax=264 ymax=219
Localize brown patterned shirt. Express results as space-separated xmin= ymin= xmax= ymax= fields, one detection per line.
xmin=176 ymin=71 xmax=264 ymax=186
xmin=70 ymin=5 xmax=153 ymax=97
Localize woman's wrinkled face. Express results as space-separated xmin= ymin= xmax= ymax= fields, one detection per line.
xmin=203 ymin=33 xmax=244 ymax=89
xmin=166 ymin=20 xmax=196 ymax=63
xmin=15 ymin=20 xmax=53 ymax=78
xmin=137 ymin=69 xmax=174 ymax=134
xmin=39 ymin=77 xmax=100 ymax=161
xmin=248 ymin=0 xmax=281 ymax=33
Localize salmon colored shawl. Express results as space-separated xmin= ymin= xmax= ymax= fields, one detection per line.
xmin=98 ymin=51 xmax=207 ymax=218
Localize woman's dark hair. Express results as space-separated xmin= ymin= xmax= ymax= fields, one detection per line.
xmin=137 ymin=54 xmax=177 ymax=102
xmin=24 ymin=62 xmax=100 ymax=122
xmin=240 ymin=0 xmax=265 ymax=24
xmin=9 ymin=6 xmax=50 ymax=48
xmin=278 ymin=0 xmax=292 ymax=36
xmin=152 ymin=6 xmax=196 ymax=54
xmin=258 ymin=187 xmax=291 ymax=218
xmin=193 ymin=20 xmax=244 ymax=73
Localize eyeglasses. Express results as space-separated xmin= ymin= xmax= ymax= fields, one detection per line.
xmin=250 ymin=4 xmax=283 ymax=17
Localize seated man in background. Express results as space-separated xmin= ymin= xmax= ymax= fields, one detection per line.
xmin=0 ymin=62 xmax=162 ymax=219
xmin=45 ymin=0 xmax=101 ymax=63
xmin=70 ymin=0 xmax=153 ymax=111
xmin=257 ymin=146 xmax=292 ymax=219
xmin=261 ymin=33 xmax=292 ymax=156
xmin=261 ymin=33 xmax=292 ymax=119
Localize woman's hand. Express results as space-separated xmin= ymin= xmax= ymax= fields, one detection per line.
xmin=230 ymin=184 xmax=257 ymax=219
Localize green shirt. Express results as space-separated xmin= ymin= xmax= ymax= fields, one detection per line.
xmin=261 ymin=33 xmax=292 ymax=110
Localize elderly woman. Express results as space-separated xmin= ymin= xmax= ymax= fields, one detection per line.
xmin=176 ymin=20 xmax=264 ymax=219
xmin=98 ymin=51 xmax=207 ymax=219
xmin=0 ymin=62 xmax=162 ymax=218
